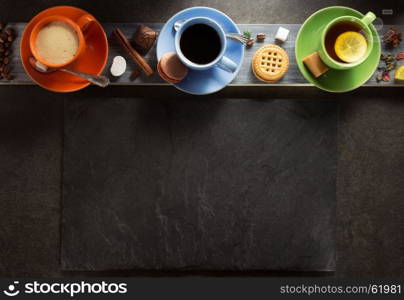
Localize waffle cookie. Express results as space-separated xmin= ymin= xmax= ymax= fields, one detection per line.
xmin=252 ymin=44 xmax=289 ymax=82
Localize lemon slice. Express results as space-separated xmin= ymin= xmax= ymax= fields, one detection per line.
xmin=395 ymin=65 xmax=404 ymax=82
xmin=334 ymin=31 xmax=367 ymax=63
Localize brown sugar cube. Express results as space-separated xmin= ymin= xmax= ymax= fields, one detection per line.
xmin=303 ymin=52 xmax=329 ymax=78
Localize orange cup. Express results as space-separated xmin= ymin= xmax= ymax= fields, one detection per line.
xmin=29 ymin=14 xmax=94 ymax=68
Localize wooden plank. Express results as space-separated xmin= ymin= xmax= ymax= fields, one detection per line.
xmin=2 ymin=23 xmax=404 ymax=87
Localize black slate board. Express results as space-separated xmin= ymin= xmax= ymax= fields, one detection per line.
xmin=62 ymin=97 xmax=337 ymax=271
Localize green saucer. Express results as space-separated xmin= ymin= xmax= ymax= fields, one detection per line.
xmin=295 ymin=6 xmax=381 ymax=92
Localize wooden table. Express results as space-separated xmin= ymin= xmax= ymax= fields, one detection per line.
xmin=4 ymin=23 xmax=404 ymax=87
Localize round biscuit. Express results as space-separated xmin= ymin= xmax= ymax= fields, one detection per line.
xmin=252 ymin=44 xmax=289 ymax=82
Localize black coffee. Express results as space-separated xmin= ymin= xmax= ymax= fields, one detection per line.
xmin=180 ymin=24 xmax=221 ymax=65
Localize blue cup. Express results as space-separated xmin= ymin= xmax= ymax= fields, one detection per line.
xmin=174 ymin=17 xmax=237 ymax=73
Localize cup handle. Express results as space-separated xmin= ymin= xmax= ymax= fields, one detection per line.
xmin=361 ymin=12 xmax=376 ymax=25
xmin=217 ymin=56 xmax=237 ymax=73
xmin=76 ymin=14 xmax=95 ymax=33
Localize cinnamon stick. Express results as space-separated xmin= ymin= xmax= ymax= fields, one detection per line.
xmin=114 ymin=28 xmax=153 ymax=76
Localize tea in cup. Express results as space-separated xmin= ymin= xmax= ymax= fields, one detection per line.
xmin=318 ymin=12 xmax=376 ymax=70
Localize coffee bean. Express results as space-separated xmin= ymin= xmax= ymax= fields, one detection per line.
xmin=0 ymin=33 xmax=6 ymax=43
xmin=0 ymin=25 xmax=17 ymax=80
xmin=256 ymin=33 xmax=266 ymax=42
xmin=3 ymin=65 xmax=10 ymax=74
xmin=5 ymin=27 xmax=14 ymax=36
xmin=4 ymin=74 xmax=13 ymax=80
xmin=247 ymin=39 xmax=254 ymax=47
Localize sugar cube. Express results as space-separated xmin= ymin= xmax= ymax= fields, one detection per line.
xmin=275 ymin=27 xmax=289 ymax=42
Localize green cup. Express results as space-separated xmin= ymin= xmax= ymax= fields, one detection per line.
xmin=318 ymin=11 xmax=376 ymax=70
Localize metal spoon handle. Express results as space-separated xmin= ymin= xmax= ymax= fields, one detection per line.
xmin=60 ymin=69 xmax=110 ymax=87
xmin=225 ymin=33 xmax=249 ymax=44
xmin=226 ymin=35 xmax=246 ymax=44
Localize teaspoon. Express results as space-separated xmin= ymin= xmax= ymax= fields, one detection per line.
xmin=29 ymin=57 xmax=110 ymax=88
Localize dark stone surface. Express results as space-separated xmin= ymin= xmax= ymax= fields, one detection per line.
xmin=0 ymin=0 xmax=403 ymax=277
xmin=0 ymin=87 xmax=63 ymax=277
xmin=62 ymin=98 xmax=337 ymax=271
xmin=1 ymin=0 xmax=402 ymax=24
xmin=337 ymin=98 xmax=404 ymax=277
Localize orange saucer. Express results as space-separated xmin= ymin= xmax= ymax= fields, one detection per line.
xmin=20 ymin=6 xmax=108 ymax=92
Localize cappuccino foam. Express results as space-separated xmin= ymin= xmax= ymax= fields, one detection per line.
xmin=36 ymin=21 xmax=79 ymax=65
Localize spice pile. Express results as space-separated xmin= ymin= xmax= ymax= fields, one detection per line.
xmin=0 ymin=23 xmax=16 ymax=81
xmin=376 ymin=53 xmax=404 ymax=82
xmin=376 ymin=27 xmax=403 ymax=83
xmin=383 ymin=27 xmax=402 ymax=48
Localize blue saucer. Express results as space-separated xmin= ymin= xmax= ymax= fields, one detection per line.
xmin=157 ymin=7 xmax=244 ymax=95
